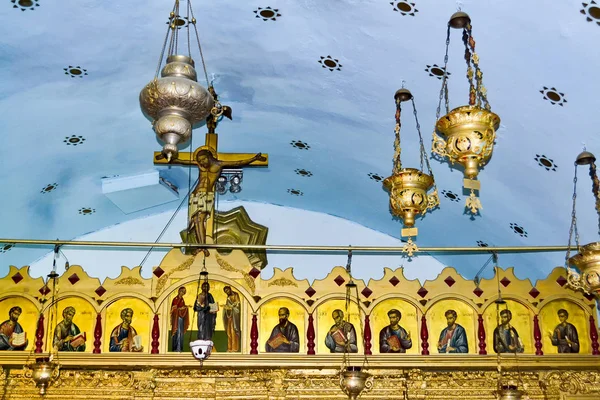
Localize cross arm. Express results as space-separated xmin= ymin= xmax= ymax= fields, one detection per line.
xmin=153 ymin=152 xmax=194 ymax=165
xmin=218 ymin=153 xmax=269 ymax=167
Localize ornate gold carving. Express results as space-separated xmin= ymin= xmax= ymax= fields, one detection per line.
xmin=568 ymin=242 xmax=600 ymax=296
xmin=114 ymin=277 xmax=144 ymax=286
xmin=215 ymin=206 xmax=269 ymax=271
xmin=215 ymin=252 xmax=256 ymax=294
xmin=155 ymin=256 xmax=194 ymax=295
xmin=267 ymin=277 xmax=298 ymax=288
xmin=541 ymin=371 xmax=600 ymax=396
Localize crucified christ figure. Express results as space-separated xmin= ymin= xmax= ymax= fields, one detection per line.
xmin=162 ymin=148 xmax=266 ymax=255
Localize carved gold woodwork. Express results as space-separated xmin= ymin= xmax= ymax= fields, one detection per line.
xmin=214 ymin=205 xmax=269 ymax=271
xmin=1 ymin=357 xmax=600 ymax=399
xmin=567 ymin=241 xmax=600 ymax=296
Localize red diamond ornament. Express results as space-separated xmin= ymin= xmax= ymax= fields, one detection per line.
xmin=95 ymin=286 xmax=107 ymax=297
xmin=361 ymin=287 xmax=373 ymax=298
xmin=11 ymin=272 xmax=23 ymax=284
xmin=584 ymin=293 xmax=595 ymax=301
xmin=556 ymin=276 xmax=567 ymax=287
xmin=39 ymin=285 xmax=51 ymax=296
xmin=153 ymin=266 xmax=165 ymax=278
xmin=444 ymin=276 xmax=456 ymax=287
xmin=334 ymin=275 xmax=346 ymax=286
xmin=528 ymin=288 xmax=540 ymax=298
xmin=473 ymin=287 xmax=484 ymax=297
xmin=305 ymin=286 xmax=316 ymax=298
xmin=389 ymin=276 xmax=400 ymax=286
xmin=417 ymin=287 xmax=428 ymax=298
xmin=249 ymin=267 xmax=261 ymax=279
xmin=500 ymin=277 xmax=511 ymax=287
xmin=68 ymin=273 xmax=80 ymax=285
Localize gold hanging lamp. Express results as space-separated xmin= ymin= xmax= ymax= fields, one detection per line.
xmin=565 ymin=150 xmax=600 ymax=296
xmin=431 ymin=11 xmax=500 ymax=214
xmin=383 ymin=88 xmax=439 ymax=252
xmin=139 ymin=0 xmax=215 ymax=162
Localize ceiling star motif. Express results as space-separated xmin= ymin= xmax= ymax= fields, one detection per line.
xmin=294 ymin=169 xmax=313 ymax=177
xmin=510 ymin=223 xmax=528 ymax=238
xmin=441 ymin=189 xmax=460 ymax=202
xmin=290 ymin=140 xmax=310 ymax=150
xmin=64 ymin=135 xmax=86 ymax=146
xmin=287 ymin=189 xmax=303 ymax=196
xmin=0 ymin=244 xmax=14 ymax=253
xmin=425 ymin=64 xmax=450 ymax=79
xmin=11 ymin=0 xmax=39 ymax=11
xmin=476 ymin=240 xmax=489 ymax=248
xmin=40 ymin=183 xmax=58 ymax=194
xmin=581 ymin=1 xmax=600 ymax=25
xmin=318 ymin=56 xmax=342 ymax=71
xmin=390 ymin=1 xmax=418 ymax=16
xmin=368 ymin=173 xmax=384 ymax=182
xmin=78 ymin=208 xmax=96 ymax=215
xmin=166 ymin=15 xmax=189 ymax=28
xmin=254 ymin=7 xmax=281 ymax=21
xmin=534 ymin=154 xmax=558 ymax=171
xmin=540 ymin=86 xmax=567 ymax=106
xmin=63 ymin=66 xmax=88 ymax=78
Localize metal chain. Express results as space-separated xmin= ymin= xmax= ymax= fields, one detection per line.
xmin=462 ymin=27 xmax=475 ymax=106
xmin=411 ymin=98 xmax=427 ymax=173
xmin=565 ymin=164 xmax=579 ymax=265
xmin=465 ymin=23 xmax=490 ymax=110
xmin=393 ymin=99 xmax=403 ymax=174
xmin=188 ymin=0 xmax=211 ymax=87
xmin=154 ymin=1 xmax=179 ymax=78
xmin=186 ymin=0 xmax=192 ymax=58
xmin=435 ymin=24 xmax=451 ymax=121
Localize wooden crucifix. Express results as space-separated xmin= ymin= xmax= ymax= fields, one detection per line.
xmin=154 ymin=97 xmax=268 ymax=255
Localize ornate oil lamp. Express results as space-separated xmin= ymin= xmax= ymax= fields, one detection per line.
xmin=338 ymin=251 xmax=374 ymax=399
xmin=139 ymin=0 xmax=215 ymax=162
xmin=340 ymin=366 xmax=374 ymax=400
xmin=431 ymin=11 xmax=500 ymax=214
xmin=497 ymin=385 xmax=524 ymax=400
xmin=24 ymin=357 xmax=60 ymax=396
xmin=383 ymin=88 xmax=439 ymax=253
xmin=566 ymin=151 xmax=600 ymax=296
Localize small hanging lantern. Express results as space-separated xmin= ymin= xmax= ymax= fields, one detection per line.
xmin=338 ymin=250 xmax=374 ymax=399
xmin=139 ymin=0 xmax=215 ymax=162
xmin=565 ymin=150 xmax=600 ymax=296
xmin=431 ymin=11 xmax=500 ymax=214
xmin=190 ymin=256 xmax=214 ymax=361
xmin=383 ymin=88 xmax=439 ymax=247
xmin=497 ymin=385 xmax=524 ymax=400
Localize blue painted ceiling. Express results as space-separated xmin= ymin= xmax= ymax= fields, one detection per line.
xmin=1 ymin=0 xmax=600 ymax=281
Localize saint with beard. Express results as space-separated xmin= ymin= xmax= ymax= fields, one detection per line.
xmin=265 ymin=307 xmax=300 ymax=353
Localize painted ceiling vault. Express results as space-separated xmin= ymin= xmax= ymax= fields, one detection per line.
xmin=1 ymin=0 xmax=600 ymax=281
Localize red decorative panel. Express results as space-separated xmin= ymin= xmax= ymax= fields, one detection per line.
xmin=333 ymin=275 xmax=346 ymax=286
xmin=590 ymin=315 xmax=599 ymax=356
xmin=93 ymin=314 xmax=102 ymax=354
xmin=364 ymin=315 xmax=372 ymax=356
xmin=95 ymin=286 xmax=107 ymax=297
xmin=153 ymin=266 xmax=165 ymax=278
xmin=533 ymin=315 xmax=543 ymax=355
xmin=444 ymin=276 xmax=456 ymax=287
xmin=361 ymin=287 xmax=373 ymax=298
xmin=473 ymin=287 xmax=484 ymax=297
xmin=528 ymin=288 xmax=540 ymax=299
xmin=500 ymin=277 xmax=511 ymax=287
xmin=307 ymin=313 xmax=315 ymax=355
xmin=11 ymin=272 xmax=23 ymax=284
xmin=151 ymin=314 xmax=160 ymax=354
xmin=420 ymin=315 xmax=429 ymax=355
xmin=34 ymin=314 xmax=45 ymax=353
xmin=305 ymin=287 xmax=316 ymax=298
xmin=417 ymin=287 xmax=428 ymax=298
xmin=477 ymin=314 xmax=487 ymax=355
xmin=389 ymin=276 xmax=400 ymax=286
xmin=68 ymin=273 xmax=80 ymax=285
xmin=250 ymin=314 xmax=259 ymax=354
xmin=249 ymin=267 xmax=261 ymax=279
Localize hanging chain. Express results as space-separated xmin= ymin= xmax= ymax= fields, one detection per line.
xmin=187 ymin=0 xmax=211 ymax=87
xmin=589 ymin=161 xmax=600 ymax=222
xmin=465 ymin=23 xmax=490 ymax=110
xmin=462 ymin=26 xmax=476 ymax=106
xmin=435 ymin=24 xmax=452 ymax=121
xmin=393 ymin=99 xmax=403 ymax=174
xmin=565 ymin=164 xmax=579 ymax=265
